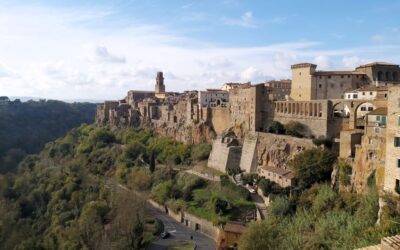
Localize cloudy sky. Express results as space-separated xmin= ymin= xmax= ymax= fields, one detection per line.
xmin=1 ymin=0 xmax=400 ymax=100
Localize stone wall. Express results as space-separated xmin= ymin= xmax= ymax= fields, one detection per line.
xmin=208 ymin=107 xmax=230 ymax=135
xmin=240 ymin=134 xmax=258 ymax=173
xmin=207 ymin=136 xmax=241 ymax=173
xmin=384 ymin=86 xmax=400 ymax=194
xmin=147 ymin=198 xmax=221 ymax=241
xmin=256 ymin=132 xmax=316 ymax=170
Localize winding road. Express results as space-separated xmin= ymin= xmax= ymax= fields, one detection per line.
xmin=147 ymin=205 xmax=216 ymax=250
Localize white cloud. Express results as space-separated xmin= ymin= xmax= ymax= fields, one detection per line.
xmin=84 ymin=45 xmax=126 ymax=63
xmin=240 ymin=67 xmax=272 ymax=83
xmin=342 ymin=56 xmax=368 ymax=68
xmin=222 ymin=11 xmax=256 ymax=28
xmin=313 ymin=55 xmax=331 ymax=70
xmin=371 ymin=34 xmax=386 ymax=42
xmin=1 ymin=4 xmax=400 ymax=100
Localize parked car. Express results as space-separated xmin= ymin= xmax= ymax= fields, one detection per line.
xmin=160 ymin=231 xmax=170 ymax=239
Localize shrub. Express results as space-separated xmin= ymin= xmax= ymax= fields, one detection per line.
xmin=338 ymin=161 xmax=352 ymax=186
xmin=190 ymin=144 xmax=212 ymax=161
xmin=312 ymin=135 xmax=333 ymax=148
xmin=289 ymin=148 xmax=337 ymax=190
xmin=267 ymin=121 xmax=285 ymax=134
xmin=284 ymin=121 xmax=306 ymax=138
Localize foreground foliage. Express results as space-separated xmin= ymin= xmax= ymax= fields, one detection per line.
xmin=0 ymin=99 xmax=96 ymax=173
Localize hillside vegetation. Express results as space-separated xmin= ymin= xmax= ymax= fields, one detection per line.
xmin=0 ymin=125 xmax=212 ymax=249
xmin=0 ymin=99 xmax=96 ymax=173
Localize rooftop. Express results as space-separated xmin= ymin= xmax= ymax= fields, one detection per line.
xmin=261 ymin=166 xmax=294 ymax=178
xmin=314 ymin=71 xmax=365 ymax=76
xmin=367 ymin=107 xmax=387 ymax=116
xmin=224 ymin=221 xmax=246 ymax=234
xmin=357 ymin=62 xmax=399 ymax=68
xmin=349 ymin=85 xmax=389 ymax=92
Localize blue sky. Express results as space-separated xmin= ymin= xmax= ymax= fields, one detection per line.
xmin=1 ymin=0 xmax=400 ymax=99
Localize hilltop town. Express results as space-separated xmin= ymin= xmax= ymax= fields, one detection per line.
xmin=96 ymin=62 xmax=400 ymax=197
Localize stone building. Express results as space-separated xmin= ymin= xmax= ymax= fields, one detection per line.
xmin=258 ymin=166 xmax=295 ymax=187
xmin=221 ymin=82 xmax=251 ymax=91
xmin=155 ymin=71 xmax=166 ymax=99
xmin=290 ymin=63 xmax=368 ymax=101
xmin=264 ymin=79 xmax=291 ymax=100
xmin=198 ymin=89 xmax=228 ymax=108
xmin=229 ymin=84 xmax=270 ymax=135
xmin=355 ymin=62 xmax=400 ymax=85
xmin=290 ymin=62 xmax=400 ymax=102
xmin=384 ymin=86 xmax=400 ymax=195
xmin=352 ymin=108 xmax=387 ymax=192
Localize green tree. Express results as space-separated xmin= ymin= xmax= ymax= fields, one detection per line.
xmin=284 ymin=121 xmax=307 ymax=138
xmin=289 ymin=148 xmax=337 ymax=190
xmin=267 ymin=121 xmax=285 ymax=134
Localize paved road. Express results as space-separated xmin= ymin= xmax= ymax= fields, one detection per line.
xmin=147 ymin=206 xmax=216 ymax=250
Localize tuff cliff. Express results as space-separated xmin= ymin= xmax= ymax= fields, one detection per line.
xmin=256 ymin=133 xmax=316 ymax=170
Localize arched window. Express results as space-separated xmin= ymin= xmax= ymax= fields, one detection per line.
xmin=393 ymin=72 xmax=399 ymax=81
xmin=377 ymin=71 xmax=384 ymax=81
xmin=386 ymin=72 xmax=392 ymax=81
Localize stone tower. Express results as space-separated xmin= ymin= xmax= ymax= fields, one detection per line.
xmin=155 ymin=72 xmax=165 ymax=94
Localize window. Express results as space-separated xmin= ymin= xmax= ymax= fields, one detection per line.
xmin=368 ymin=107 xmax=373 ymax=111
xmin=394 ymin=137 xmax=400 ymax=147
xmin=376 ymin=116 xmax=381 ymax=122
xmin=361 ymin=107 xmax=366 ymax=111
xmin=362 ymin=92 xmax=365 ymax=95
xmin=397 ymin=159 xmax=400 ymax=168
xmin=370 ymin=92 xmax=373 ymax=95
xmin=353 ymin=94 xmax=358 ymax=98
xmin=328 ymin=76 xmax=331 ymax=79
xmin=396 ymin=180 xmax=400 ymax=194
xmin=375 ymin=127 xmax=380 ymax=134
xmin=347 ymin=94 xmax=351 ymax=99
xmin=319 ymin=84 xmax=322 ymax=88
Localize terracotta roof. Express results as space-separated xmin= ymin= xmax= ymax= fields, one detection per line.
xmin=349 ymin=85 xmax=389 ymax=92
xmin=314 ymin=71 xmax=365 ymax=76
xmin=291 ymin=63 xmax=317 ymax=69
xmin=367 ymin=107 xmax=387 ymax=116
xmin=224 ymin=221 xmax=246 ymax=234
xmin=357 ymin=62 xmax=399 ymax=68
xmin=261 ymin=166 xmax=294 ymax=178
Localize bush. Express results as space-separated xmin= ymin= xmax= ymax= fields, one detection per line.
xmin=289 ymin=148 xmax=337 ymax=190
xmin=312 ymin=136 xmax=332 ymax=148
xmin=190 ymin=144 xmax=212 ymax=161
xmin=267 ymin=121 xmax=285 ymax=134
xmin=284 ymin=121 xmax=306 ymax=138
xmin=338 ymin=161 xmax=352 ymax=186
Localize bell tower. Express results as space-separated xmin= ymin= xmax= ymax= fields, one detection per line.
xmin=155 ymin=72 xmax=165 ymax=94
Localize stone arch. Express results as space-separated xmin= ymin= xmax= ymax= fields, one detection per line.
xmin=354 ymin=101 xmax=376 ymax=129
xmin=377 ymin=71 xmax=384 ymax=81
xmin=386 ymin=71 xmax=392 ymax=81
xmin=393 ymin=72 xmax=399 ymax=81
xmin=331 ymin=102 xmax=348 ymax=119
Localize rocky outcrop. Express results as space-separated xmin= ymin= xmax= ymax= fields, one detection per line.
xmin=256 ymin=132 xmax=316 ymax=170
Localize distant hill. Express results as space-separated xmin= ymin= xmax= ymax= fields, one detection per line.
xmin=8 ymin=96 xmax=104 ymax=103
xmin=0 ymin=98 xmax=96 ymax=173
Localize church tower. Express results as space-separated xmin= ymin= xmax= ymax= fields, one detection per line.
xmin=155 ymin=72 xmax=165 ymax=97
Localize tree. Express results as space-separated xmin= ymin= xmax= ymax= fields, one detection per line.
xmin=149 ymin=151 xmax=156 ymax=173
xmin=284 ymin=121 xmax=307 ymax=138
xmin=267 ymin=121 xmax=285 ymax=134
xmin=289 ymin=148 xmax=337 ymax=190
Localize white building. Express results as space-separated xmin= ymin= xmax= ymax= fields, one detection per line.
xmin=198 ymin=89 xmax=229 ymax=108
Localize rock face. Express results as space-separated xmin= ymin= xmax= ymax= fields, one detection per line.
xmin=207 ymin=131 xmax=316 ymax=174
xmin=256 ymin=132 xmax=316 ymax=170
xmin=95 ymin=91 xmax=219 ymax=144
xmin=351 ymin=134 xmax=386 ymax=193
